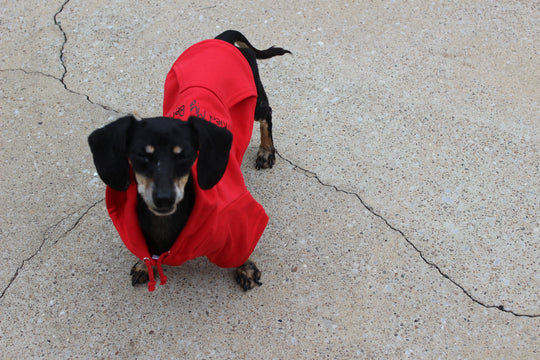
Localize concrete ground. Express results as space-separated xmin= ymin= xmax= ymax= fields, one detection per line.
xmin=1 ymin=0 xmax=538 ymax=358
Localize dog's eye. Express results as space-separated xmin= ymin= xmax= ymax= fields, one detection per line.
xmin=136 ymin=152 xmax=152 ymax=163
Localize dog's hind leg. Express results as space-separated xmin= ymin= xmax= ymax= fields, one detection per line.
xmin=235 ymin=259 xmax=262 ymax=291
xmin=236 ymin=47 xmax=277 ymax=169
xmin=252 ymin=60 xmax=276 ymax=169
xmin=255 ymin=101 xmax=276 ymax=170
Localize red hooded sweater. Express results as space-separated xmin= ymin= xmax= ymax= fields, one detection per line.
xmin=106 ymin=39 xmax=269 ymax=291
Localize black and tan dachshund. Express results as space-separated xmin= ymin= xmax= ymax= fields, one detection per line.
xmin=88 ymin=30 xmax=290 ymax=291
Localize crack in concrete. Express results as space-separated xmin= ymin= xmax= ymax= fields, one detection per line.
xmin=1 ymin=2 xmax=121 ymax=115
xmin=53 ymin=0 xmax=69 ymax=84
xmin=0 ymin=68 xmax=60 ymax=81
xmin=276 ymin=151 xmax=539 ymax=318
xmin=53 ymin=0 xmax=121 ymax=114
xmin=0 ymin=199 xmax=104 ymax=300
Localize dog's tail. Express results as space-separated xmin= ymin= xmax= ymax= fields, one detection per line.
xmin=216 ymin=30 xmax=291 ymax=59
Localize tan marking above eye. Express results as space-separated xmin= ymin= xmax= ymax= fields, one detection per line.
xmin=173 ymin=145 xmax=182 ymax=154
xmin=145 ymin=145 xmax=155 ymax=154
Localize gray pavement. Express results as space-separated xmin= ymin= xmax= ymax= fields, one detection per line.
xmin=1 ymin=0 xmax=538 ymax=358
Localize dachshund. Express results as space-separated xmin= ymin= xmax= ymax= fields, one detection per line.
xmin=88 ymin=30 xmax=290 ymax=291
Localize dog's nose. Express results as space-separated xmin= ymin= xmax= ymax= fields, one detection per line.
xmin=153 ymin=191 xmax=175 ymax=212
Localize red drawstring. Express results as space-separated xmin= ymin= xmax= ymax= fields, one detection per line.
xmin=143 ymin=252 xmax=169 ymax=292
xmin=143 ymin=258 xmax=156 ymax=292
xmin=156 ymin=252 xmax=168 ymax=286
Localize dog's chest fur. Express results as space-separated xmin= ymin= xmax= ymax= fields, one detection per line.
xmin=137 ymin=178 xmax=195 ymax=255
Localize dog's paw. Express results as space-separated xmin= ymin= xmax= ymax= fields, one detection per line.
xmin=130 ymin=261 xmax=149 ymax=286
xmin=235 ymin=260 xmax=262 ymax=291
xmin=256 ymin=147 xmax=275 ymax=170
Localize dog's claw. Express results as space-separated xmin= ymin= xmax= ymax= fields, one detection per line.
xmin=235 ymin=260 xmax=262 ymax=291
xmin=131 ymin=261 xmax=150 ymax=286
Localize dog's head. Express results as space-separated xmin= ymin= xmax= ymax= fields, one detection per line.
xmin=88 ymin=115 xmax=232 ymax=216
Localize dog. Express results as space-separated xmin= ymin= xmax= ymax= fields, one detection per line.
xmin=88 ymin=30 xmax=290 ymax=291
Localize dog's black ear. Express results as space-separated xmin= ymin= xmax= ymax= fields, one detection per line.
xmin=88 ymin=115 xmax=136 ymax=191
xmin=188 ymin=116 xmax=233 ymax=190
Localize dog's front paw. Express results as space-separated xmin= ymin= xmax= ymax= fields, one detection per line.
xmin=235 ymin=260 xmax=262 ymax=291
xmin=256 ymin=147 xmax=275 ymax=169
xmin=130 ymin=261 xmax=149 ymax=286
